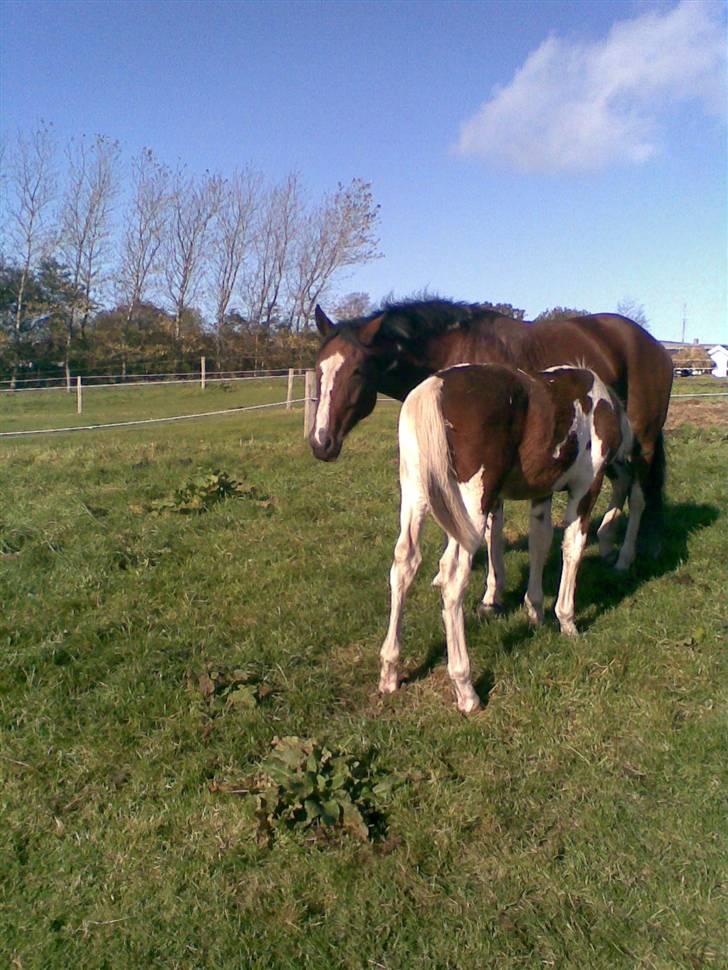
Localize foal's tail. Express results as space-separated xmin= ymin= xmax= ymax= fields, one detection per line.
xmin=402 ymin=377 xmax=482 ymax=555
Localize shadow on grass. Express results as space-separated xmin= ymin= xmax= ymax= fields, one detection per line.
xmin=506 ymin=500 xmax=720 ymax=636
xmin=401 ymin=637 xmax=498 ymax=708
xmin=370 ymin=501 xmax=718 ymax=707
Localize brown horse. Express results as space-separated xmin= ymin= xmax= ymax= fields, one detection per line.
xmin=310 ymin=300 xmax=672 ymax=589
xmin=380 ymin=363 xmax=631 ymax=712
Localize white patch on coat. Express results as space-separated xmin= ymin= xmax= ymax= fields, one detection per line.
xmin=554 ymin=370 xmax=613 ymax=493
xmin=457 ymin=466 xmax=486 ymax=535
xmin=552 ymin=403 xmax=581 ymax=459
xmin=312 ymin=351 xmax=344 ymax=446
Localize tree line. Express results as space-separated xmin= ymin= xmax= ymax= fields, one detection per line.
xmin=1 ymin=125 xmax=650 ymax=387
xmin=0 ymin=124 xmax=381 ymax=385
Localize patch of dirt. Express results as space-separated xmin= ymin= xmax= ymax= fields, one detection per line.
xmin=665 ymin=399 xmax=728 ymax=431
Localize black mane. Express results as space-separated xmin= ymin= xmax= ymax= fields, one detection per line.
xmin=336 ymin=299 xmax=504 ymax=348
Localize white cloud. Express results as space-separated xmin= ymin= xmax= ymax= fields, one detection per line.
xmin=455 ymin=1 xmax=727 ymax=174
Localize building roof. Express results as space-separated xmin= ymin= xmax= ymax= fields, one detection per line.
xmin=672 ymin=347 xmax=714 ymax=368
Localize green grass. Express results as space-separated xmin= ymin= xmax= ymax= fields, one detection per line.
xmin=0 ymin=376 xmax=304 ymax=433
xmin=1 ymin=387 xmax=726 ymax=969
xmin=672 ymin=375 xmax=728 ymax=395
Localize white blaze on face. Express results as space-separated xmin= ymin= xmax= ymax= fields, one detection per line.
xmin=313 ymin=351 xmax=345 ymax=446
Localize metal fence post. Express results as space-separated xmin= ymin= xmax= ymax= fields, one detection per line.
xmin=286 ymin=368 xmax=295 ymax=410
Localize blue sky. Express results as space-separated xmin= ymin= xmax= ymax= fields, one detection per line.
xmin=2 ymin=0 xmax=726 ymax=342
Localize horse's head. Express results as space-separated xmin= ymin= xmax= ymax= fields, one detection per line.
xmin=309 ymin=305 xmax=384 ymax=461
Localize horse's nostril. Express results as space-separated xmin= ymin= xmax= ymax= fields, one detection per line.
xmin=309 ymin=431 xmax=336 ymax=459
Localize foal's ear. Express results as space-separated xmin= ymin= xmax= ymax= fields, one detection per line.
xmin=356 ymin=314 xmax=385 ymax=347
xmin=315 ymin=305 xmax=334 ymax=338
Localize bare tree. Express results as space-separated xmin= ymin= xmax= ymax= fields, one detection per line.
xmin=245 ymin=173 xmax=301 ymax=329
xmin=333 ymin=291 xmax=372 ymax=320
xmin=116 ymin=148 xmax=170 ymax=372
xmin=163 ymin=170 xmax=221 ymax=344
xmin=617 ymin=298 xmax=650 ymax=332
xmin=5 ymin=123 xmax=56 ymax=387
xmin=58 ymin=134 xmax=120 ymax=387
xmin=288 ymin=178 xmax=380 ymax=331
xmin=209 ymin=168 xmax=260 ymax=363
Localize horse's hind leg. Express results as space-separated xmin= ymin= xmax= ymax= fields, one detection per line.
xmin=597 ymin=460 xmax=631 ymax=561
xmin=439 ymin=539 xmax=480 ymax=713
xmin=476 ymin=500 xmax=505 ymax=618
xmin=379 ymin=483 xmax=427 ymax=695
xmin=524 ymin=497 xmax=553 ymax=626
xmin=615 ymin=479 xmax=646 ymax=572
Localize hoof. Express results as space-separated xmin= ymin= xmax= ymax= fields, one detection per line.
xmin=557 ymin=619 xmax=579 ymax=637
xmin=475 ymin=603 xmax=505 ymax=622
xmin=457 ymin=695 xmax=481 ymax=714
xmin=525 ymin=605 xmax=544 ymax=626
xmin=378 ymin=668 xmax=400 ymax=694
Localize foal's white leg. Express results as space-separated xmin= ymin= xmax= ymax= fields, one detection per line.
xmin=614 ymin=481 xmax=645 ymax=572
xmin=439 ymin=540 xmax=480 ymax=713
xmin=524 ymin=497 xmax=553 ymax=626
xmin=478 ymin=501 xmax=505 ymax=616
xmin=554 ymin=492 xmax=594 ymax=637
xmin=597 ymin=462 xmax=631 ymax=560
xmin=379 ymin=486 xmax=427 ymax=694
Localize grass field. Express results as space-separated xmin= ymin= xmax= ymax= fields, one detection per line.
xmin=0 ymin=376 xmax=306 ymax=434
xmin=1 ymin=379 xmax=726 ymax=969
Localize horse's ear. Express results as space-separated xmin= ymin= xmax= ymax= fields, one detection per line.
xmin=315 ymin=305 xmax=334 ymax=338
xmin=356 ymin=314 xmax=385 ymax=347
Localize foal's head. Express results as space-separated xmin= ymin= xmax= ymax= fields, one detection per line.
xmin=309 ymin=305 xmax=384 ymax=461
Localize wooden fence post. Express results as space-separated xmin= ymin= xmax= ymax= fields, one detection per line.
xmin=303 ymin=370 xmax=316 ymax=439
xmin=76 ymin=375 xmax=83 ymax=415
xmin=200 ymin=356 xmax=206 ymax=390
xmin=286 ymin=368 xmax=295 ymax=410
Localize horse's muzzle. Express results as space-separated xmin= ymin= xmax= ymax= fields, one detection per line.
xmin=309 ymin=433 xmax=342 ymax=462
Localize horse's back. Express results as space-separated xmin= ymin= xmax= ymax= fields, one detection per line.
xmin=554 ymin=314 xmax=672 ymax=430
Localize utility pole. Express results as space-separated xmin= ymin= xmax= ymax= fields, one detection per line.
xmin=681 ymin=304 xmax=687 ymax=344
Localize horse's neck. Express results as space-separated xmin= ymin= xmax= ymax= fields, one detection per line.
xmin=376 ymin=319 xmax=530 ymax=398
xmin=376 ymin=358 xmax=433 ymax=401
xmin=430 ymin=323 xmax=528 ymax=370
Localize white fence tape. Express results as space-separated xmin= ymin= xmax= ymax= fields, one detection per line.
xmin=0 ymin=371 xmax=303 ymax=394
xmin=0 ymin=383 xmax=724 ymax=441
xmin=0 ymin=398 xmax=308 ymax=438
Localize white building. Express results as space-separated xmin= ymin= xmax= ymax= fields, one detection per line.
xmin=707 ymin=345 xmax=728 ymax=378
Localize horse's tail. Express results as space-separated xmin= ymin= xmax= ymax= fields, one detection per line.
xmin=639 ymin=429 xmax=667 ymax=554
xmin=402 ymin=377 xmax=482 ymax=555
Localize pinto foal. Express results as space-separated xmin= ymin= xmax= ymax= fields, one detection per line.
xmin=379 ymin=363 xmax=632 ymax=713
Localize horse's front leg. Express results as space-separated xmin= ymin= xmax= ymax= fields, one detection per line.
xmin=379 ymin=487 xmax=426 ymax=695
xmin=554 ymin=478 xmax=603 ymax=636
xmin=476 ymin=500 xmax=505 ymax=619
xmin=524 ymin=496 xmax=553 ymax=625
